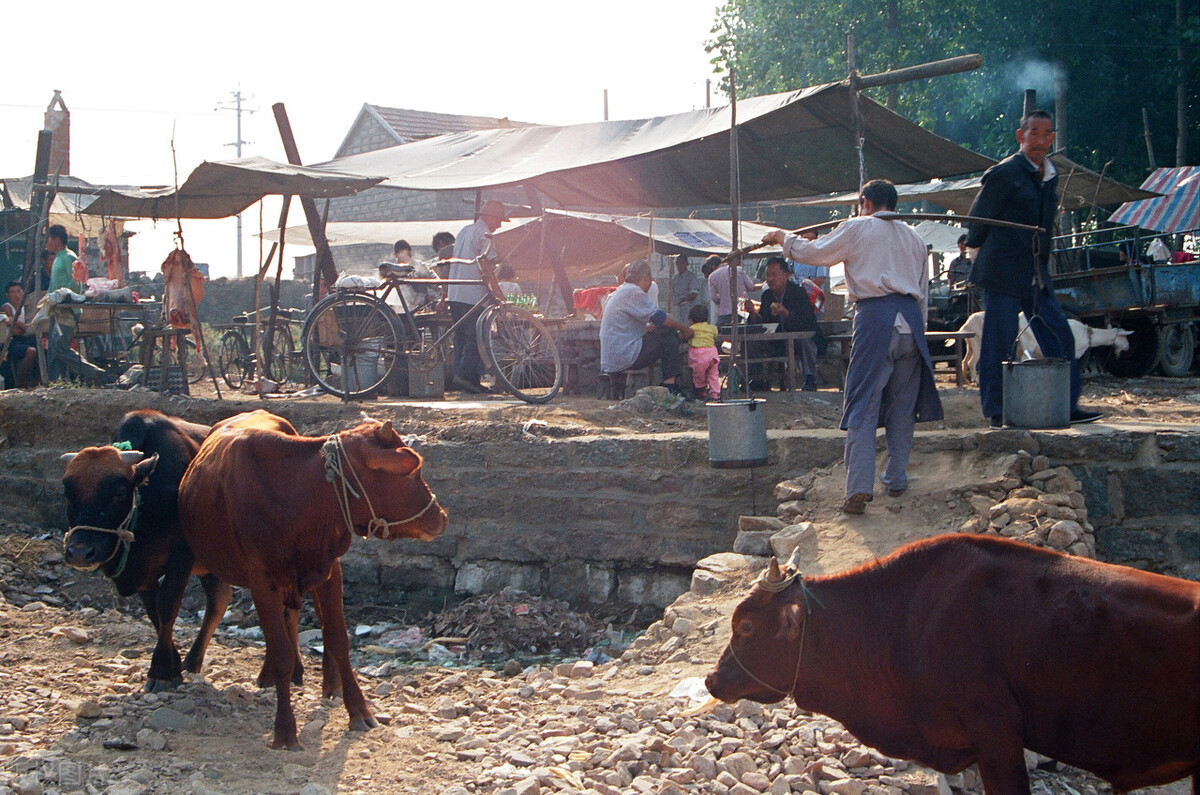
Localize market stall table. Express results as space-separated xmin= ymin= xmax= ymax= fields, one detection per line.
xmin=823 ymin=330 xmax=974 ymax=388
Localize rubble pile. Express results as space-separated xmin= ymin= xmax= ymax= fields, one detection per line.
xmin=431 ymin=590 xmax=610 ymax=660
xmin=957 ymin=451 xmax=1097 ymax=557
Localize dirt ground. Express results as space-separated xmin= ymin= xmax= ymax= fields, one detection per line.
xmin=0 ymin=370 xmax=1197 ymax=794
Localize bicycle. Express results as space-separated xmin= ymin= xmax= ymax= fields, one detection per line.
xmin=215 ymin=307 xmax=303 ymax=389
xmin=300 ymin=258 xmax=562 ymax=403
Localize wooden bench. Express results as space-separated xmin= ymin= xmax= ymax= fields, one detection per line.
xmin=823 ymin=330 xmax=973 ymax=388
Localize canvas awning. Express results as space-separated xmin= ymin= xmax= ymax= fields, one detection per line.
xmin=784 ymin=154 xmax=1158 ymax=214
xmin=1107 ymin=167 xmax=1200 ymax=233
xmin=307 ymin=81 xmax=993 ymax=208
xmin=260 ymin=211 xmax=784 ymax=281
xmin=81 ymin=156 xmax=385 ymax=219
xmin=1 ymin=175 xmax=130 ymax=237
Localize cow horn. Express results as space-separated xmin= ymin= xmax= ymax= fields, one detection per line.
xmin=785 ymin=546 xmax=803 ymax=572
xmin=765 ymin=556 xmax=783 ymax=584
xmin=118 ymin=450 xmax=145 ymax=465
xmin=60 ymin=452 xmax=78 ymax=464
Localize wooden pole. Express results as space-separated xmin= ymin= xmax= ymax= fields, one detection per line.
xmin=272 ymin=103 xmax=338 ymax=298
xmin=851 ymin=54 xmax=982 ymax=90
xmin=24 ymin=131 xmax=53 ymax=386
xmin=1142 ymin=107 xmax=1157 ymax=169
xmin=728 ymin=63 xmax=744 ymax=394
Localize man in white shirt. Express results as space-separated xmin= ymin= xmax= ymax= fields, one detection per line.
xmin=599 ymin=260 xmax=693 ymax=394
xmin=706 ymin=256 xmax=754 ymax=326
xmin=669 ymin=255 xmax=705 ymax=324
xmin=761 ymin=179 xmax=943 ymax=514
xmin=449 ymin=201 xmax=506 ymax=393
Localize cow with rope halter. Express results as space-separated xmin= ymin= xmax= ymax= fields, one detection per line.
xmin=61 ymin=410 xmax=229 ymax=693
xmin=705 ymin=534 xmax=1200 ymax=795
xmin=178 ymin=409 xmax=447 ymax=750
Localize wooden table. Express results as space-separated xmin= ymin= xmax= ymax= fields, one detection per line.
xmin=718 ymin=329 xmax=815 ymax=392
xmin=823 ymin=330 xmax=974 ymax=388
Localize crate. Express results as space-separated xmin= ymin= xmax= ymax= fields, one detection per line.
xmin=76 ymin=306 xmax=116 ymax=335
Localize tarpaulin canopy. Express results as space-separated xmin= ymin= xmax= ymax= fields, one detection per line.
xmin=1 ymin=175 xmax=130 ymax=237
xmin=784 ymin=154 xmax=1157 ymax=214
xmin=81 ymin=156 xmax=385 ymax=220
xmin=1108 ymin=167 xmax=1200 ymax=233
xmin=309 ymin=82 xmax=994 ymax=209
xmin=260 ymin=211 xmax=784 ymax=281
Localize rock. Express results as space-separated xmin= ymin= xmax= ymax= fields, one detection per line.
xmin=741 ymin=771 xmax=771 ymax=791
xmin=733 ymin=531 xmax=773 ymax=557
xmin=739 ymin=516 xmax=785 ymax=533
xmin=10 ymin=773 xmax=42 ymax=795
xmin=298 ymin=785 xmax=333 ymax=795
xmin=1046 ymin=520 xmax=1084 ymax=550
xmin=695 ymin=553 xmax=769 ymax=575
xmin=773 ymin=479 xmax=809 ymax=501
xmin=720 ymin=751 xmax=757 ymax=779
xmin=75 ymin=700 xmax=103 ymax=719
xmin=145 ymin=707 xmax=193 ymax=731
xmin=512 ymin=777 xmax=542 ymax=795
xmin=106 ymin=782 xmax=148 ymax=795
xmin=50 ymin=626 xmax=90 ymax=644
xmin=968 ymin=495 xmax=993 ymax=518
xmin=823 ymin=780 xmax=868 ymax=795
xmin=135 ymin=728 xmax=167 ymax=751
xmin=769 ymin=522 xmax=813 ymax=559
xmin=690 ymin=570 xmax=724 ymax=596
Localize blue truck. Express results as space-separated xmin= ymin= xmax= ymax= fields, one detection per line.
xmin=1052 ymin=232 xmax=1200 ymax=376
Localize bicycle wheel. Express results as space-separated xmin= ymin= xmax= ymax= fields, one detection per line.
xmin=260 ymin=322 xmax=294 ymax=384
xmin=477 ymin=304 xmax=562 ymax=403
xmin=301 ymin=291 xmax=402 ymax=400
xmin=217 ymin=331 xmax=252 ymax=389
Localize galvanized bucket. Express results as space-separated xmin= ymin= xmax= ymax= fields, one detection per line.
xmin=1002 ymin=358 xmax=1070 ymax=429
xmin=707 ymin=399 xmax=768 ymax=468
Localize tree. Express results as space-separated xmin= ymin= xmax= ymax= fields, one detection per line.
xmin=709 ymin=0 xmax=1196 ymax=183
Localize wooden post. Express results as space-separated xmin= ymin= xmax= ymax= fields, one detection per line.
xmin=728 ymin=63 xmax=744 ymax=393
xmin=272 ymin=103 xmax=337 ymax=299
xmin=851 ymin=54 xmax=982 ymax=90
xmin=1142 ymin=107 xmax=1157 ymax=169
xmin=23 ymin=131 xmax=53 ymax=386
xmin=1023 ymin=89 xmax=1037 ymax=120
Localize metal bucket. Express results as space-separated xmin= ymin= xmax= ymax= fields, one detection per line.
xmin=1003 ymin=358 xmax=1070 ymax=429
xmin=707 ymin=399 xmax=768 ymax=468
xmin=349 ymin=338 xmax=384 ymax=389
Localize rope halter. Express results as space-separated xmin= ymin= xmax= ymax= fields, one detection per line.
xmin=321 ymin=434 xmax=438 ymax=540
xmin=63 ymin=489 xmax=139 ymax=578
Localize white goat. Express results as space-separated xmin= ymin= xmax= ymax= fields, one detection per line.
xmin=957 ymin=311 xmax=1132 ymax=382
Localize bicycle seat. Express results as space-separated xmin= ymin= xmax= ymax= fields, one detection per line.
xmin=379 ymin=262 xmax=416 ymax=279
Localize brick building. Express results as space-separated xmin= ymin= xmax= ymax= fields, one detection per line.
xmin=293 ymin=104 xmax=531 ymax=280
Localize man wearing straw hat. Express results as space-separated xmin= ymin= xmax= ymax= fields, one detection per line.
xmin=449 ymin=200 xmax=507 ymax=393
xmin=761 ymin=179 xmax=942 ymax=515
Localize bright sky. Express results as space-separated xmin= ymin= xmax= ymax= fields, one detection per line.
xmin=1 ymin=1 xmax=724 ymax=280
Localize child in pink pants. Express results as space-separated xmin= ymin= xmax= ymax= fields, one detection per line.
xmin=687 ymin=304 xmax=720 ymax=400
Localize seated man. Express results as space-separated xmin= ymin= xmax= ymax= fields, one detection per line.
xmin=748 ymin=257 xmax=819 ymax=391
xmin=2 ymin=281 xmax=38 ymax=388
xmin=599 ymin=259 xmax=693 ymax=394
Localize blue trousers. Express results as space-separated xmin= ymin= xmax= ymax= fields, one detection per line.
xmin=978 ymin=288 xmax=1080 ymax=418
xmin=844 ymin=331 xmax=921 ymax=497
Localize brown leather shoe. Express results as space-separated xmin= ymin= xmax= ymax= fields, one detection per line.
xmin=887 ymin=488 xmax=905 ymax=498
xmin=842 ymin=493 xmax=872 ymax=514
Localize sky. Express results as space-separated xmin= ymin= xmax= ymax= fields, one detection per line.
xmin=1 ymin=1 xmax=724 ymax=280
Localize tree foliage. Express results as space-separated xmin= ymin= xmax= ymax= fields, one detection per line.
xmin=708 ymin=0 xmax=1198 ymax=183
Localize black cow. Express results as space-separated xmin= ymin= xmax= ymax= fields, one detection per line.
xmin=62 ymin=410 xmax=230 ymax=692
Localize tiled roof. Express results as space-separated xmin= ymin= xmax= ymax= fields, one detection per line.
xmin=369 ymin=105 xmax=531 ymax=142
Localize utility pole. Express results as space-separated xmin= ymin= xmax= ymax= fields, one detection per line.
xmin=216 ymin=89 xmax=257 ymax=278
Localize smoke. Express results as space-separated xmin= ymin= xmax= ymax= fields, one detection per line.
xmin=1003 ymin=57 xmax=1067 ymax=96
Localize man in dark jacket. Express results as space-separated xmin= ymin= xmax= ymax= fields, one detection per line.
xmin=749 ymin=257 xmax=819 ymax=390
xmin=966 ymin=110 xmax=1100 ymax=428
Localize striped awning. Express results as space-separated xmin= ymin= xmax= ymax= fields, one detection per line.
xmin=1108 ymin=167 xmax=1200 ymax=233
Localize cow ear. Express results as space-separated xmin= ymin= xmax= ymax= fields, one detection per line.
xmin=373 ymin=421 xmax=404 ymax=448
xmin=365 ymin=446 xmax=421 ymax=477
xmin=782 ymin=603 xmax=803 ymax=641
xmin=133 ymin=453 xmax=159 ymax=486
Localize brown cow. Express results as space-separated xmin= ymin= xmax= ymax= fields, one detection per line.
xmin=705 ymin=534 xmax=1200 ymax=795
xmin=178 ymin=410 xmax=447 ymax=749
